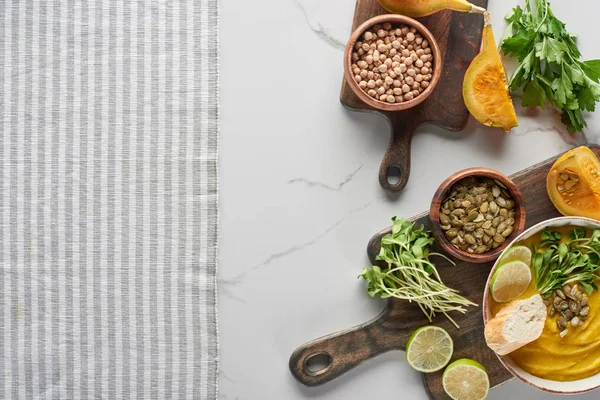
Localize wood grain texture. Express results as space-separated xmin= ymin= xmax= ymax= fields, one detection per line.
xmin=340 ymin=0 xmax=489 ymax=192
xmin=289 ymin=145 xmax=600 ymax=399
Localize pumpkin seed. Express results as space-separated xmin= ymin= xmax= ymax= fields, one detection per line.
xmin=480 ymin=201 xmax=489 ymax=213
xmin=548 ymin=306 xmax=556 ymax=317
xmin=564 ymin=309 xmax=574 ymax=320
xmin=501 ymin=226 xmax=513 ymax=237
xmin=580 ymin=306 xmax=590 ymax=317
xmin=497 ymin=222 xmax=507 ymax=233
xmin=560 ymin=329 xmax=569 ymax=338
xmin=445 ymin=229 xmax=458 ymax=238
xmin=582 ymin=297 xmax=588 ymax=307
xmin=569 ymin=300 xmax=581 ymax=314
xmin=571 ymin=316 xmax=583 ymax=327
xmin=492 ymin=186 xmax=500 ymax=197
xmin=569 ymin=173 xmax=579 ymax=181
xmin=491 ymin=217 xmax=500 ymax=228
xmin=496 ymin=197 xmax=507 ymax=207
xmin=493 ymin=234 xmax=505 ymax=244
xmin=556 ymin=289 xmax=566 ymax=300
xmin=560 ymin=173 xmax=569 ymax=181
xmin=557 ymin=316 xmax=567 ymax=330
xmin=439 ymin=213 xmax=450 ymax=225
xmin=560 ymin=301 xmax=569 ymax=310
xmin=565 ymin=180 xmax=577 ymax=190
xmin=464 ymin=234 xmax=476 ymax=245
xmin=499 ymin=208 xmax=508 ymax=218
xmin=489 ymin=201 xmax=499 ymax=214
xmin=467 ymin=209 xmax=479 ymax=221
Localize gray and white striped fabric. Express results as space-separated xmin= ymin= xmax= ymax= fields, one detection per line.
xmin=0 ymin=0 xmax=219 ymax=398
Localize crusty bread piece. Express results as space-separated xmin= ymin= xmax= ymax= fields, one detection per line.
xmin=485 ymin=294 xmax=546 ymax=356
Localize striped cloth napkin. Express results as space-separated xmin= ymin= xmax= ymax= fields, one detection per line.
xmin=0 ymin=0 xmax=219 ymax=398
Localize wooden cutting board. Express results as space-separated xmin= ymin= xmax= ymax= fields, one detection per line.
xmin=341 ymin=0 xmax=489 ymax=192
xmin=289 ymin=145 xmax=600 ymax=399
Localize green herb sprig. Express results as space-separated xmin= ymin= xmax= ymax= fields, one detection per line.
xmin=359 ymin=217 xmax=477 ymax=328
xmin=532 ymin=227 xmax=600 ymax=296
xmin=501 ymin=0 xmax=600 ymax=132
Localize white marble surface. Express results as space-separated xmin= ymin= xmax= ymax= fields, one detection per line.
xmin=219 ymin=0 xmax=600 ymax=399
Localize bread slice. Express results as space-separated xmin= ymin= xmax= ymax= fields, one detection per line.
xmin=484 ymin=294 xmax=546 ymax=356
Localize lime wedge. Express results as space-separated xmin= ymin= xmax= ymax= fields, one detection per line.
xmin=499 ymin=245 xmax=532 ymax=267
xmin=406 ymin=326 xmax=453 ymax=373
xmin=490 ymin=260 xmax=531 ymax=303
xmin=442 ymin=359 xmax=490 ymax=400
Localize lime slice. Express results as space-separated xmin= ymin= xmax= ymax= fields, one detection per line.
xmin=499 ymin=245 xmax=532 ymax=267
xmin=490 ymin=260 xmax=531 ymax=303
xmin=406 ymin=326 xmax=453 ymax=373
xmin=442 ymin=359 xmax=490 ymax=400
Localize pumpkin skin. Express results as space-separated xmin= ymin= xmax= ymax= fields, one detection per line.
xmin=547 ymin=146 xmax=600 ymax=220
xmin=462 ymin=12 xmax=518 ymax=132
xmin=376 ymin=0 xmax=485 ymax=18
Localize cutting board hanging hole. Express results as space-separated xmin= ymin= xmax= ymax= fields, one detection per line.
xmin=304 ymin=353 xmax=332 ymax=376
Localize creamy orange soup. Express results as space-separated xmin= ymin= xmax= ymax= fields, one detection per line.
xmin=489 ymin=226 xmax=600 ymax=381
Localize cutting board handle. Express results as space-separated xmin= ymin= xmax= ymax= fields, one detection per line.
xmin=289 ymin=309 xmax=402 ymax=387
xmin=378 ymin=114 xmax=419 ymax=192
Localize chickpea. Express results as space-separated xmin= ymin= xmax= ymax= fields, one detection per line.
xmin=422 ymin=40 xmax=429 ymax=48
xmin=361 ymin=43 xmax=370 ymax=52
xmin=412 ymin=89 xmax=420 ymax=97
xmin=410 ymin=27 xmax=416 ymax=33
xmin=392 ymin=40 xmax=401 ymax=50
xmin=359 ymin=81 xmax=367 ymax=89
xmin=395 ymin=28 xmax=402 ymax=36
xmin=383 ymin=22 xmax=392 ymax=30
xmin=378 ymin=64 xmax=388 ymax=73
xmin=407 ymin=68 xmax=416 ymax=76
xmin=366 ymin=55 xmax=374 ymax=64
xmin=368 ymin=89 xmax=377 ymax=97
xmin=358 ymin=60 xmax=368 ymax=69
xmin=367 ymin=80 xmax=376 ymax=89
xmin=393 ymin=87 xmax=403 ymax=95
xmin=404 ymin=58 xmax=413 ymax=66
xmin=402 ymin=84 xmax=410 ymax=93
xmin=379 ymin=54 xmax=386 ymax=61
xmin=352 ymin=53 xmax=359 ymax=61
xmin=389 ymin=48 xmax=397 ymax=56
xmin=392 ymin=55 xmax=401 ymax=62
xmin=384 ymin=58 xmax=392 ymax=67
xmin=355 ymin=41 xmax=363 ymax=50
xmin=399 ymin=63 xmax=407 ymax=73
xmin=386 ymin=89 xmax=393 ymax=95
xmin=375 ymin=79 xmax=383 ymax=87
xmin=401 ymin=27 xmax=409 ymax=35
xmin=377 ymin=86 xmax=385 ymax=95
xmin=424 ymin=48 xmax=432 ymax=55
xmin=364 ymin=31 xmax=374 ymax=41
xmin=385 ymin=76 xmax=394 ymax=85
xmin=415 ymin=59 xmax=424 ymax=68
xmin=421 ymin=81 xmax=429 ymax=89
xmin=420 ymin=55 xmax=429 ymax=62
xmin=407 ymin=32 xmax=415 ymax=42
xmin=421 ymin=67 xmax=429 ymax=75
xmin=377 ymin=44 xmax=387 ymax=53
xmin=393 ymin=79 xmax=402 ymax=87
xmin=415 ymin=74 xmax=423 ymax=82
xmin=376 ymin=39 xmax=384 ymax=45
xmin=386 ymin=95 xmax=395 ymax=103
xmin=353 ymin=67 xmax=361 ymax=75
xmin=415 ymin=37 xmax=423 ymax=45
xmin=377 ymin=29 xmax=387 ymax=38
xmin=405 ymin=76 xmax=414 ymax=85
xmin=354 ymin=75 xmax=362 ymax=83
xmin=374 ymin=60 xmax=382 ymax=67
xmin=416 ymin=49 xmax=425 ymax=57
xmin=425 ymin=62 xmax=431 ymax=68
xmin=380 ymin=94 xmax=388 ymax=102
xmin=411 ymin=53 xmax=418 ymax=62
xmin=384 ymin=37 xmax=391 ymax=45
xmin=367 ymin=71 xmax=374 ymax=80
xmin=404 ymin=92 xmax=414 ymax=101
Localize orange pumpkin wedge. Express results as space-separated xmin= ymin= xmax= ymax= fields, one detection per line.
xmin=547 ymin=146 xmax=600 ymax=220
xmin=463 ymin=12 xmax=518 ymax=132
xmin=376 ymin=0 xmax=486 ymax=18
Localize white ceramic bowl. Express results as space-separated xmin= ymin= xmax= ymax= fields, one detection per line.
xmin=482 ymin=216 xmax=600 ymax=395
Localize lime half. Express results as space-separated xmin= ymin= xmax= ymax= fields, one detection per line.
xmin=406 ymin=326 xmax=453 ymax=373
xmin=499 ymin=245 xmax=532 ymax=267
xmin=490 ymin=260 xmax=531 ymax=303
xmin=442 ymin=359 xmax=489 ymax=400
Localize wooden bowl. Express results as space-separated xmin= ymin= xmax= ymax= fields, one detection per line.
xmin=343 ymin=14 xmax=443 ymax=112
xmin=429 ymin=168 xmax=526 ymax=264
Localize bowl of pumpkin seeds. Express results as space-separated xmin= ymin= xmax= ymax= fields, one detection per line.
xmin=430 ymin=168 xmax=527 ymax=263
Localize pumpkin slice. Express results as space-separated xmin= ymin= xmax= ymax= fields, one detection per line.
xmin=547 ymin=146 xmax=600 ymax=220
xmin=463 ymin=12 xmax=518 ymax=132
xmin=377 ymin=0 xmax=486 ymax=18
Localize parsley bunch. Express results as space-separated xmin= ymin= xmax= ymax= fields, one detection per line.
xmin=501 ymin=0 xmax=600 ymax=132
xmin=359 ymin=218 xmax=476 ymax=328
xmin=532 ymin=227 xmax=600 ymax=297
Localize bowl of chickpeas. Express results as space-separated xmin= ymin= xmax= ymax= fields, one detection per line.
xmin=344 ymin=14 xmax=442 ymax=111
